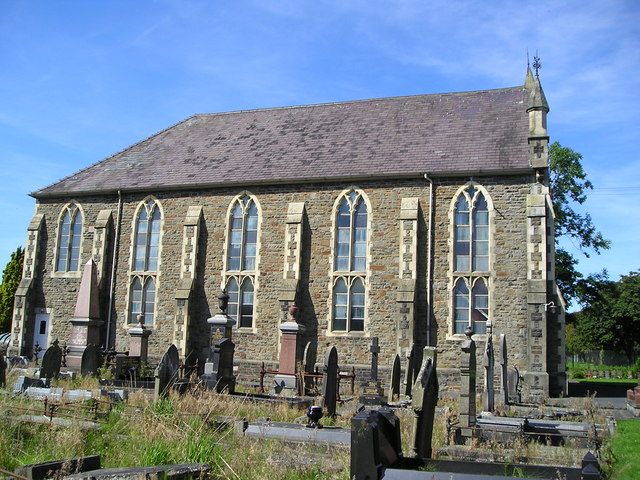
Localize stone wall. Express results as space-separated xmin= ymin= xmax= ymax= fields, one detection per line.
xmin=18 ymin=173 xmax=559 ymax=395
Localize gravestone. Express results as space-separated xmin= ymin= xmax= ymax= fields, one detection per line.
xmin=303 ymin=341 xmax=316 ymax=394
xmin=388 ymin=353 xmax=401 ymax=403
xmin=39 ymin=339 xmax=62 ymax=379
xmin=321 ymin=346 xmax=338 ymax=417
xmin=507 ymin=365 xmax=522 ymax=404
xmin=359 ymin=337 xmax=385 ymax=406
xmin=154 ymin=344 xmax=180 ymax=399
xmin=411 ymin=347 xmax=438 ymax=458
xmin=80 ymin=344 xmax=100 ymax=377
xmin=13 ymin=375 xmax=50 ymax=393
xmin=482 ymin=328 xmax=495 ymax=412
xmin=350 ymin=407 xmax=402 ymax=480
xmin=202 ymin=337 xmax=236 ymax=393
xmin=458 ymin=327 xmax=476 ymax=442
xmin=403 ymin=343 xmax=415 ymax=398
xmin=0 ymin=355 xmax=6 ymax=388
xmin=499 ymin=334 xmax=509 ymax=405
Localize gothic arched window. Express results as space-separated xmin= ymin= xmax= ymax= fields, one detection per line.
xmin=331 ymin=189 xmax=369 ymax=332
xmin=133 ymin=200 xmax=161 ymax=272
xmin=56 ymin=204 xmax=82 ymax=272
xmin=452 ymin=185 xmax=491 ymax=334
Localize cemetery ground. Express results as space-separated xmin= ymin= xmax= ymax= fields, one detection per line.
xmin=1 ymin=368 xmax=638 ymax=479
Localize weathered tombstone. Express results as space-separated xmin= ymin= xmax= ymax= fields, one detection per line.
xmin=403 ymin=343 xmax=415 ymax=397
xmin=499 ymin=334 xmax=509 ymax=405
xmin=303 ymin=341 xmax=316 ymax=394
xmin=321 ymin=346 xmax=338 ymax=417
xmin=359 ymin=337 xmax=385 ymax=406
xmin=39 ymin=339 xmax=62 ymax=379
xmin=388 ymin=354 xmax=401 ymax=403
xmin=202 ymin=337 xmax=236 ymax=393
xmin=482 ymin=325 xmax=495 ymax=412
xmin=154 ymin=344 xmax=180 ymax=399
xmin=80 ymin=344 xmax=100 ymax=377
xmin=507 ymin=365 xmax=522 ymax=404
xmin=0 ymin=355 xmax=6 ymax=388
xmin=350 ymin=407 xmax=402 ymax=480
xmin=13 ymin=375 xmax=50 ymax=393
xmin=458 ymin=327 xmax=476 ymax=441
xmin=411 ymin=346 xmax=438 ymax=458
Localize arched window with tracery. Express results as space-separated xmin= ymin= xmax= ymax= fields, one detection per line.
xmin=452 ymin=185 xmax=491 ymax=334
xmin=56 ymin=204 xmax=83 ymax=272
xmin=133 ymin=199 xmax=161 ymax=272
xmin=129 ymin=198 xmax=162 ymax=325
xmin=224 ymin=193 xmax=260 ymax=329
xmin=331 ymin=189 xmax=369 ymax=332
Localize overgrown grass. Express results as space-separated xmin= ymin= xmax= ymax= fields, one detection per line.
xmin=605 ymin=420 xmax=640 ymax=480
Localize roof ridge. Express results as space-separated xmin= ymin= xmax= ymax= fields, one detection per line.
xmin=30 ymin=115 xmax=199 ymax=197
xmin=194 ymin=85 xmax=525 ymax=118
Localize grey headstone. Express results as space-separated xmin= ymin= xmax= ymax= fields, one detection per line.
xmin=482 ymin=333 xmax=495 ymax=412
xmin=499 ymin=334 xmax=509 ymax=405
xmin=39 ymin=340 xmax=62 ymax=379
xmin=81 ymin=344 xmax=100 ymax=377
xmin=321 ymin=346 xmax=338 ymax=417
xmin=459 ymin=327 xmax=477 ymax=429
xmin=154 ymin=344 xmax=180 ymax=399
xmin=388 ymin=354 xmax=401 ymax=403
xmin=507 ymin=365 xmax=521 ymax=404
xmin=403 ymin=343 xmax=415 ymax=397
xmin=411 ymin=346 xmax=438 ymax=458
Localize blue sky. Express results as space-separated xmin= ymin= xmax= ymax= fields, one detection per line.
xmin=1 ymin=0 xmax=638 ymax=287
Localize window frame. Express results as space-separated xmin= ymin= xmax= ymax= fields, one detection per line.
xmin=53 ymin=203 xmax=84 ymax=275
xmin=329 ymin=188 xmax=370 ymax=335
xmin=127 ymin=198 xmax=163 ymax=326
xmin=222 ymin=192 xmax=260 ymax=331
xmin=450 ymin=184 xmax=493 ymax=337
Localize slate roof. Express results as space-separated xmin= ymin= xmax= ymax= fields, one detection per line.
xmin=33 ymin=85 xmax=532 ymax=198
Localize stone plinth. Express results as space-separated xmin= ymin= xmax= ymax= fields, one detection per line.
xmin=128 ymin=325 xmax=152 ymax=363
xmin=206 ymin=313 xmax=235 ymax=360
xmin=66 ymin=318 xmax=104 ymax=368
xmin=274 ymin=321 xmax=305 ymax=395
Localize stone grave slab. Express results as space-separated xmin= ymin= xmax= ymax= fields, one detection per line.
xmin=13 ymin=375 xmax=50 ymax=393
xmin=243 ymin=421 xmax=350 ymax=446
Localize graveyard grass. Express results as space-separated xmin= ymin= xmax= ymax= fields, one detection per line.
xmin=606 ymin=419 xmax=640 ymax=480
xmin=1 ymin=371 xmax=372 ymax=479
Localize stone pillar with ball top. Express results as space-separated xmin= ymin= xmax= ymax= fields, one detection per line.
xmin=274 ymin=303 xmax=305 ymax=396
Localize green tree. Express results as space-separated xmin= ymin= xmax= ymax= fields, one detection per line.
xmin=549 ymin=141 xmax=610 ymax=305
xmin=573 ymin=271 xmax=640 ymax=362
xmin=0 ymin=247 xmax=24 ymax=333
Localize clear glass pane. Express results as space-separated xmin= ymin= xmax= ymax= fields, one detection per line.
xmin=336 ymin=257 xmax=349 ymax=271
xmin=352 ymin=258 xmax=365 ymax=271
xmin=455 ymin=226 xmax=470 ymax=241
xmin=333 ymin=317 xmax=346 ymax=331
xmin=455 ymin=257 xmax=469 ymax=271
xmin=474 ymin=257 xmax=488 ymax=271
xmin=455 ymin=212 xmax=469 ymax=225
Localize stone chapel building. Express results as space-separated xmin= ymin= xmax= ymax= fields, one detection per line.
xmin=10 ymin=67 xmax=566 ymax=400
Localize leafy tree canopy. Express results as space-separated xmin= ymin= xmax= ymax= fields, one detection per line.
xmin=0 ymin=246 xmax=24 ymax=333
xmin=570 ymin=271 xmax=640 ymax=362
xmin=549 ymin=141 xmax=610 ymax=306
